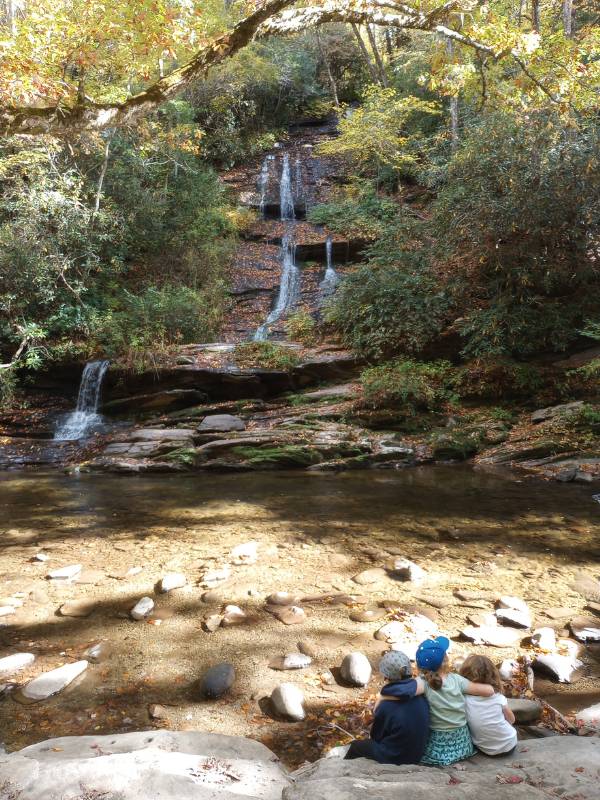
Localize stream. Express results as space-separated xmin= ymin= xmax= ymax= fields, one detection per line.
xmin=0 ymin=467 xmax=599 ymax=755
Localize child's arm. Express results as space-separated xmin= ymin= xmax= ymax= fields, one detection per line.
xmin=464 ymin=681 xmax=495 ymax=697
xmin=503 ymin=704 xmax=516 ymax=724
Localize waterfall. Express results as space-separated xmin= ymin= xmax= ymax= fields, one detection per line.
xmin=258 ymin=155 xmax=274 ymax=219
xmin=280 ymin=154 xmax=295 ymax=221
xmin=295 ymin=158 xmax=303 ymax=200
xmin=54 ymin=360 xmax=110 ymax=440
xmin=319 ymin=235 xmax=339 ymax=297
xmin=254 ymin=232 xmax=300 ymax=341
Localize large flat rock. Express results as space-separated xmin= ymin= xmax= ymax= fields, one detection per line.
xmin=288 ymin=737 xmax=600 ymax=800
xmin=0 ymin=731 xmax=289 ymax=800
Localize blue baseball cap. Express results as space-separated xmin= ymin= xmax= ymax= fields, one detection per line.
xmin=416 ymin=636 xmax=450 ymax=671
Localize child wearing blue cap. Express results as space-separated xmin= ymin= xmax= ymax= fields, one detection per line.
xmin=414 ymin=636 xmax=495 ymax=766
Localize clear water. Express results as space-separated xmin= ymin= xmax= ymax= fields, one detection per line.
xmin=54 ymin=360 xmax=109 ymax=441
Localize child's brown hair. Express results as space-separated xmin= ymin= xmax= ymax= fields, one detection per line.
xmin=421 ymin=654 xmax=450 ymax=690
xmin=459 ymin=654 xmax=503 ymax=693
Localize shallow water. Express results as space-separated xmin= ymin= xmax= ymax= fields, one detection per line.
xmin=0 ymin=466 xmax=599 ymax=753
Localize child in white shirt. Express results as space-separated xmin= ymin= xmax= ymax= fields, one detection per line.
xmin=459 ymin=655 xmax=517 ymax=756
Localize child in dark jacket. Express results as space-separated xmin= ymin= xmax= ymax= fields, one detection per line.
xmin=344 ymin=650 xmax=430 ymax=765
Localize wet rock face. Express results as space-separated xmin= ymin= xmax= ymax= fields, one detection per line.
xmin=199 ymin=663 xmax=236 ymax=699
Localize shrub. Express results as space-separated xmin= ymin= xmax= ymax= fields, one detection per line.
xmin=360 ymin=359 xmax=454 ymax=414
xmin=233 ymin=341 xmax=300 ymax=370
xmin=286 ymin=311 xmax=318 ymax=346
xmin=327 ymin=261 xmax=450 ymax=360
xmin=453 ymin=358 xmax=548 ymax=402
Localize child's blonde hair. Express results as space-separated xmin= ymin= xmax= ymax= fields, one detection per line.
xmin=459 ymin=654 xmax=503 ymax=693
xmin=421 ymin=654 xmax=450 ymax=690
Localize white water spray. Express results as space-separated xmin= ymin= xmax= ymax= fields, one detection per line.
xmin=254 ymin=233 xmax=300 ymax=341
xmin=54 ymin=360 xmax=109 ymax=440
xmin=319 ymin=235 xmax=339 ymax=297
xmin=280 ymin=153 xmax=295 ymax=221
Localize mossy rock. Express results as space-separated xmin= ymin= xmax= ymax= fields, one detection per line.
xmin=430 ymin=432 xmax=481 ymax=461
xmin=163 ymin=447 xmax=198 ymax=467
xmin=232 ymin=445 xmax=323 ymax=468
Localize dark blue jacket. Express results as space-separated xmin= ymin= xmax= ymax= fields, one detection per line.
xmin=369 ymin=679 xmax=430 ymax=765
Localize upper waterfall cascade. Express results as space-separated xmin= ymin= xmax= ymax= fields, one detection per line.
xmin=54 ymin=360 xmax=110 ymax=440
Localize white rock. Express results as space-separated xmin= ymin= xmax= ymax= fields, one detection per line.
xmin=497 ymin=596 xmax=530 ymax=614
xmin=47 ymin=564 xmax=82 ymax=581
xmin=159 ymin=573 xmax=186 ymax=593
xmin=230 ymin=541 xmax=258 ymax=565
xmin=271 ymin=683 xmax=305 ymax=721
xmin=495 ymin=608 xmax=532 ymax=629
xmin=266 ymin=592 xmax=301 ymax=606
xmin=22 ymin=660 xmax=88 ymax=701
xmin=33 ymin=553 xmax=49 ymax=562
xmin=0 ymin=653 xmax=35 ymax=677
xmin=391 ymin=558 xmax=426 ymax=584
xmin=0 ymin=606 xmax=15 ymax=617
xmin=221 ymin=605 xmax=247 ymax=626
xmin=531 ymin=627 xmax=556 ymax=651
xmin=389 ymin=640 xmax=419 ymax=661
xmin=499 ymin=659 xmax=520 ymax=681
xmin=202 ymin=566 xmax=231 ymax=586
xmin=340 ymin=652 xmax=372 ymax=687
xmin=576 ymin=702 xmax=600 ymax=731
xmin=570 ymin=616 xmax=600 ymax=643
xmin=533 ymin=652 xmax=581 ymax=683
xmin=130 ymin=597 xmax=154 ymax=620
xmin=462 ymin=625 xmax=522 ymax=647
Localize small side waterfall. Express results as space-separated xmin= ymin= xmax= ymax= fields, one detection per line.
xmin=319 ymin=235 xmax=339 ymax=298
xmin=258 ymin=155 xmax=274 ymax=219
xmin=254 ymin=233 xmax=300 ymax=341
xmin=280 ymin=154 xmax=295 ymax=221
xmin=54 ymin=360 xmax=109 ymax=440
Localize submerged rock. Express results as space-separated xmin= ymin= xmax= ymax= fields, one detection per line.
xmin=221 ymin=605 xmax=247 ymax=626
xmin=47 ymin=564 xmax=81 ymax=581
xmin=273 ymin=606 xmax=306 ymax=625
xmin=352 ymin=568 xmax=387 ymax=586
xmin=202 ymin=566 xmax=231 ymax=586
xmin=59 ymin=600 xmax=97 ymax=618
xmin=349 ymin=607 xmax=386 ymax=623
xmin=0 ymin=652 xmax=35 ymax=677
xmin=230 ymin=541 xmax=258 ymax=565
xmin=266 ymin=592 xmax=301 ymax=606
xmin=340 ymin=652 xmax=372 ymax=687
xmin=271 ymin=683 xmax=305 ymax=721
xmin=130 ymin=597 xmax=154 ymax=620
xmin=576 ymin=702 xmax=600 ymax=731
xmin=199 ymin=663 xmax=235 ymax=699
xmin=22 ymin=660 xmax=88 ymax=701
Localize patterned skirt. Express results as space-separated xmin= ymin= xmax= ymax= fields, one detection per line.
xmin=420 ymin=725 xmax=476 ymax=767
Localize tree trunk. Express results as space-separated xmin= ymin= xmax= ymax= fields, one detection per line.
xmin=366 ymin=24 xmax=388 ymax=87
xmin=446 ymin=38 xmax=459 ymax=150
xmin=531 ymin=0 xmax=541 ymax=32
xmin=316 ymin=30 xmax=340 ymax=108
xmin=350 ymin=23 xmax=381 ymax=85
xmin=563 ymin=0 xmax=573 ymax=35
xmin=92 ymin=131 xmax=113 ymax=217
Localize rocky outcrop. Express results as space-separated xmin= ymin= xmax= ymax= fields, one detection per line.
xmin=1 ymin=732 xmax=599 ymax=800
xmin=0 ymin=731 xmax=289 ymax=800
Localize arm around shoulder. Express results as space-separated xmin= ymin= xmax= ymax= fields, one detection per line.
xmin=465 ymin=681 xmax=495 ymax=697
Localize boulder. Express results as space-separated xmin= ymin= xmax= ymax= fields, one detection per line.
xmin=271 ymin=683 xmax=305 ymax=721
xmin=340 ymin=652 xmax=372 ymax=687
xmin=0 ymin=652 xmax=35 ymax=677
xmin=530 ymin=627 xmax=556 ymax=651
xmin=0 ymin=731 xmax=289 ymax=800
xmin=199 ymin=663 xmax=235 ymax=699
xmin=22 ymin=660 xmax=88 ymax=701
xmin=158 ymin=573 xmax=187 ymax=593
xmin=495 ymin=608 xmax=532 ymax=629
xmin=198 ymin=414 xmax=246 ymax=433
xmin=533 ymin=652 xmax=581 ymax=683
xmin=531 ymin=401 xmax=584 ymax=424
xmin=286 ymin=737 xmax=600 ymax=800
